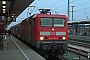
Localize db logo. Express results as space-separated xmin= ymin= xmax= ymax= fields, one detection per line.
xmin=50 ymin=32 xmax=55 ymax=35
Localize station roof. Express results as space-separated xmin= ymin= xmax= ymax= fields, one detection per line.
xmin=68 ymin=19 xmax=90 ymax=25
xmin=0 ymin=0 xmax=34 ymax=16
xmin=0 ymin=0 xmax=34 ymax=25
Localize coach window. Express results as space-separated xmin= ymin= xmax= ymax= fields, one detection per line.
xmin=40 ymin=18 xmax=52 ymax=27
xmin=54 ymin=18 xmax=65 ymax=27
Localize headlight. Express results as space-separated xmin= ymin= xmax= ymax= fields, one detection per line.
xmin=40 ymin=37 xmax=44 ymax=40
xmin=52 ymin=28 xmax=54 ymax=31
xmin=62 ymin=37 xmax=66 ymax=40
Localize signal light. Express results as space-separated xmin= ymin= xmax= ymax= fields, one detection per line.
xmin=62 ymin=37 xmax=66 ymax=40
xmin=40 ymin=37 xmax=44 ymax=40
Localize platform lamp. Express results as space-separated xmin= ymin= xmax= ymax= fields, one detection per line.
xmin=2 ymin=6 xmax=6 ymax=13
xmin=2 ymin=1 xmax=6 ymax=4
xmin=2 ymin=1 xmax=6 ymax=13
xmin=2 ymin=6 xmax=6 ymax=8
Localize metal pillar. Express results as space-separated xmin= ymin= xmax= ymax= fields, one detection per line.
xmin=67 ymin=0 xmax=70 ymax=21
xmin=71 ymin=6 xmax=75 ymax=21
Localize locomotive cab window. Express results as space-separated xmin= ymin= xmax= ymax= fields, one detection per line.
xmin=40 ymin=18 xmax=52 ymax=27
xmin=54 ymin=18 xmax=65 ymax=27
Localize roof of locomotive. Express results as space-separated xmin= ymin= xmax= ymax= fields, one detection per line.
xmin=32 ymin=14 xmax=67 ymax=18
xmin=21 ymin=14 xmax=67 ymax=23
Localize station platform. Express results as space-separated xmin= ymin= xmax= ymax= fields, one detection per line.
xmin=0 ymin=34 xmax=46 ymax=60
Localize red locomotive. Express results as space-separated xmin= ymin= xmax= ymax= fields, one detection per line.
xmin=11 ymin=9 xmax=68 ymax=57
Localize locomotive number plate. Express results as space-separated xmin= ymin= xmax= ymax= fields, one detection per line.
xmin=49 ymin=37 xmax=58 ymax=39
xmin=50 ymin=32 xmax=56 ymax=35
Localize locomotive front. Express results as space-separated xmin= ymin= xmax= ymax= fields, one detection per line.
xmin=36 ymin=14 xmax=68 ymax=57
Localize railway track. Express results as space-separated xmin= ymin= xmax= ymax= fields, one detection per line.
xmin=68 ymin=35 xmax=90 ymax=43
xmin=68 ymin=40 xmax=90 ymax=58
xmin=68 ymin=40 xmax=90 ymax=48
xmin=68 ymin=46 xmax=88 ymax=57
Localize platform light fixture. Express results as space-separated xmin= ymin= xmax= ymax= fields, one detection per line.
xmin=12 ymin=14 xmax=15 ymax=16
xmin=12 ymin=14 xmax=15 ymax=17
xmin=3 ymin=8 xmax=6 ymax=13
xmin=3 ymin=6 xmax=6 ymax=8
xmin=3 ymin=11 xmax=5 ymax=13
xmin=2 ymin=1 xmax=6 ymax=4
xmin=2 ymin=1 xmax=6 ymax=14
xmin=12 ymin=16 xmax=14 ymax=17
xmin=3 ymin=9 xmax=6 ymax=11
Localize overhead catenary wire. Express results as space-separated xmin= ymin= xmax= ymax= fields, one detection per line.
xmin=47 ymin=0 xmax=79 ymax=16
xmin=44 ymin=0 xmax=64 ymax=8
xmin=52 ymin=0 xmax=79 ymax=10
xmin=73 ymin=12 xmax=90 ymax=21
xmin=76 ymin=17 xmax=90 ymax=20
xmin=73 ymin=0 xmax=89 ymax=7
xmin=31 ymin=0 xmax=87 ymax=13
xmin=32 ymin=0 xmax=79 ymax=11
xmin=75 ymin=7 xmax=90 ymax=12
xmin=29 ymin=0 xmax=90 ymax=21
xmin=74 ymin=12 xmax=90 ymax=17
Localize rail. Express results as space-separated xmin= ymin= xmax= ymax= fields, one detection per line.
xmin=68 ymin=35 xmax=90 ymax=43
xmin=68 ymin=40 xmax=90 ymax=59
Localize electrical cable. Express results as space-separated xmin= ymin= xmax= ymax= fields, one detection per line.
xmin=53 ymin=0 xmax=79 ymax=10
